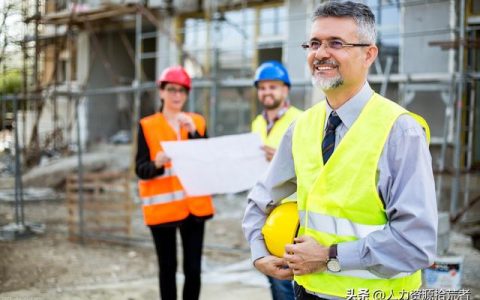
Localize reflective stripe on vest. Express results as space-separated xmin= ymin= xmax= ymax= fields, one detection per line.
xmin=142 ymin=190 xmax=186 ymax=206
xmin=138 ymin=112 xmax=214 ymax=225
xmin=292 ymin=94 xmax=428 ymax=298
xmin=326 ymin=269 xmax=413 ymax=280
xmin=299 ymin=210 xmax=385 ymax=239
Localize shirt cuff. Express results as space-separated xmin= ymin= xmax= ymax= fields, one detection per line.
xmin=250 ymin=239 xmax=270 ymax=263
xmin=337 ymin=241 xmax=363 ymax=270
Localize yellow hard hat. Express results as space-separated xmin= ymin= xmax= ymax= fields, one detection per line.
xmin=261 ymin=202 xmax=299 ymax=257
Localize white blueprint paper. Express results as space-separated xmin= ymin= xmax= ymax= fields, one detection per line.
xmin=161 ymin=133 xmax=269 ymax=196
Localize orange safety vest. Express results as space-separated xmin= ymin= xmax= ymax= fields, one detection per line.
xmin=138 ymin=112 xmax=215 ymax=225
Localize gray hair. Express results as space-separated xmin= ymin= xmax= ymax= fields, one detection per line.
xmin=313 ymin=1 xmax=376 ymax=44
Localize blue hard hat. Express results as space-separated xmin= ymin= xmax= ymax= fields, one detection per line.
xmin=254 ymin=60 xmax=291 ymax=87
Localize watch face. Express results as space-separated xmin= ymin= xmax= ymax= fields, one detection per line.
xmin=327 ymin=259 xmax=341 ymax=272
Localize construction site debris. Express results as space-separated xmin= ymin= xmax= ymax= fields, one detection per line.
xmin=66 ymin=171 xmax=132 ymax=242
xmin=0 ymin=187 xmax=60 ymax=202
xmin=0 ymin=197 xmax=479 ymax=299
xmin=22 ymin=145 xmax=131 ymax=189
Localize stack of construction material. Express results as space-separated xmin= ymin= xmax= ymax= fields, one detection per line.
xmin=66 ymin=171 xmax=132 ymax=243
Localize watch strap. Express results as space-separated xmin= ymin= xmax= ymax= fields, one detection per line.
xmin=329 ymin=244 xmax=338 ymax=260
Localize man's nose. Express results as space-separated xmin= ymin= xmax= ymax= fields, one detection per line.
xmin=314 ymin=43 xmax=330 ymax=59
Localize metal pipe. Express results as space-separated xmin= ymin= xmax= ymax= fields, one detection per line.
xmin=53 ymin=25 xmax=59 ymax=149
xmin=1 ymin=94 xmax=4 ymax=130
xmin=210 ymin=16 xmax=220 ymax=137
xmin=128 ymin=8 xmax=143 ymax=179
xmin=380 ymin=56 xmax=393 ymax=96
xmin=67 ymin=28 xmax=86 ymax=244
xmin=466 ymin=83 xmax=475 ymax=169
xmin=13 ymin=95 xmax=25 ymax=226
xmin=75 ymin=96 xmax=85 ymax=244
xmin=436 ymin=80 xmax=456 ymax=201
xmin=1 ymin=36 xmax=6 ymax=131
xmin=450 ymin=0 xmax=466 ymax=216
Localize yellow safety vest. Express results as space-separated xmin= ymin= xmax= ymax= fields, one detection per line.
xmin=253 ymin=105 xmax=302 ymax=204
xmin=292 ymin=94 xmax=429 ymax=299
xmin=252 ymin=106 xmax=303 ymax=148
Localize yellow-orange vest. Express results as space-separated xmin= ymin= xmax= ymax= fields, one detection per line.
xmin=138 ymin=112 xmax=215 ymax=225
xmin=292 ymin=94 xmax=429 ymax=298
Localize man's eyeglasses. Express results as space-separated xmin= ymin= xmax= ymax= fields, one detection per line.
xmin=165 ymin=87 xmax=188 ymax=95
xmin=301 ymin=40 xmax=370 ymax=51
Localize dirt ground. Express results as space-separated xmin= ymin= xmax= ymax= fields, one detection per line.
xmin=0 ymin=193 xmax=271 ymax=300
xmin=0 ymin=191 xmax=479 ymax=299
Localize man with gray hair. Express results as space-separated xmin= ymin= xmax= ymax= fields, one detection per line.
xmin=242 ymin=2 xmax=437 ymax=299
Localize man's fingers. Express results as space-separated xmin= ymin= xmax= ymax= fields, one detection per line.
xmin=292 ymin=268 xmax=305 ymax=276
xmin=285 ymin=243 xmax=295 ymax=253
xmin=293 ymin=236 xmax=307 ymax=243
xmin=283 ymin=253 xmax=302 ymax=264
xmin=271 ymin=265 xmax=294 ymax=280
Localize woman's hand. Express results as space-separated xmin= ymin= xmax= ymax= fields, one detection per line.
xmin=177 ymin=113 xmax=196 ymax=134
xmin=154 ymin=152 xmax=170 ymax=168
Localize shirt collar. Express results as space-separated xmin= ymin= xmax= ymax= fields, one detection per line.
xmin=325 ymin=82 xmax=374 ymax=129
xmin=262 ymin=101 xmax=290 ymax=124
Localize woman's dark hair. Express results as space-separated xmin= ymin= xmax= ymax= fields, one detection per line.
xmin=158 ymin=82 xmax=166 ymax=112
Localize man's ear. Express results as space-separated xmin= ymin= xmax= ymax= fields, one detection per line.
xmin=365 ymin=44 xmax=379 ymax=68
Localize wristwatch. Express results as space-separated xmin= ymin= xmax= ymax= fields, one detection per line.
xmin=326 ymin=244 xmax=341 ymax=272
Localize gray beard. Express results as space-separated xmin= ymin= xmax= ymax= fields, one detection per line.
xmin=311 ymin=75 xmax=344 ymax=91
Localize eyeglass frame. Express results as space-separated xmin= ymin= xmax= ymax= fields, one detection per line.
xmin=163 ymin=86 xmax=188 ymax=95
xmin=301 ymin=39 xmax=371 ymax=51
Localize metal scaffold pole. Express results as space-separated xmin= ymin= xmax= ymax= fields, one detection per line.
xmin=210 ymin=15 xmax=220 ymax=137
xmin=0 ymin=95 xmax=43 ymax=240
xmin=450 ymin=0 xmax=466 ymax=217
xmin=129 ymin=9 xmax=143 ymax=177
xmin=13 ymin=95 xmax=25 ymax=227
xmin=75 ymin=95 xmax=85 ymax=244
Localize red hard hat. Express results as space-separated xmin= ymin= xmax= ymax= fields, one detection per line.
xmin=156 ymin=66 xmax=191 ymax=91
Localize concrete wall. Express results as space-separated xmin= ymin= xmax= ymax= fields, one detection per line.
xmin=400 ymin=0 xmax=455 ymax=147
xmin=156 ymin=17 xmax=180 ymax=81
xmin=285 ymin=0 xmax=318 ymax=107
xmin=400 ymin=1 xmax=454 ymax=74
xmin=84 ymin=31 xmax=135 ymax=144
xmin=285 ymin=0 xmax=308 ymax=82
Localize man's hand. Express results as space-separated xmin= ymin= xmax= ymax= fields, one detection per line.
xmin=261 ymin=145 xmax=276 ymax=161
xmin=177 ymin=113 xmax=196 ymax=133
xmin=254 ymin=255 xmax=294 ymax=280
xmin=154 ymin=151 xmax=170 ymax=168
xmin=284 ymin=236 xmax=329 ymax=275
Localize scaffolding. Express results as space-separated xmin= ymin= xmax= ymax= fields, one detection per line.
xmin=0 ymin=0 xmax=479 ymax=243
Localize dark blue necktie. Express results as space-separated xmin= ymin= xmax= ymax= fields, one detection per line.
xmin=322 ymin=112 xmax=342 ymax=164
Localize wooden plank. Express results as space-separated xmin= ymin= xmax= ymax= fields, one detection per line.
xmin=71 ymin=216 xmax=131 ymax=225
xmin=66 ymin=170 xmax=133 ymax=244
xmin=67 ymin=171 xmax=128 ymax=182
xmin=67 ymin=193 xmax=131 ymax=203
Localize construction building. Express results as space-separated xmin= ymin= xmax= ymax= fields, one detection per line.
xmin=1 ymin=0 xmax=479 ymax=242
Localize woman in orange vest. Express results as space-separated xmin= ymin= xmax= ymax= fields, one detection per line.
xmin=135 ymin=66 xmax=215 ymax=300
